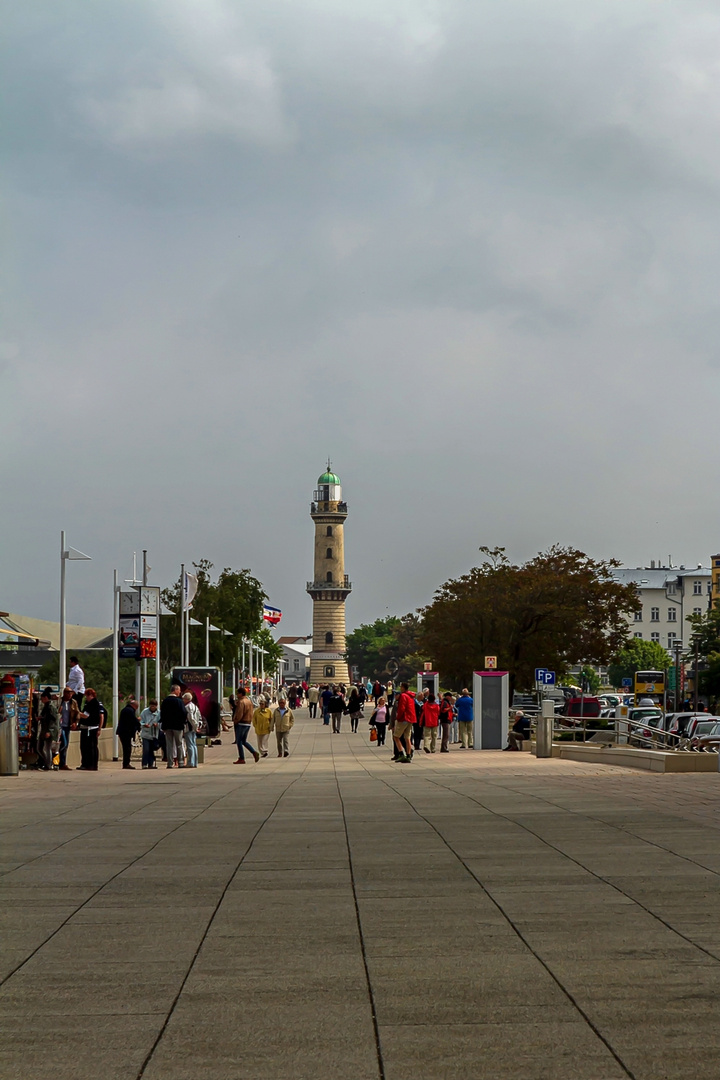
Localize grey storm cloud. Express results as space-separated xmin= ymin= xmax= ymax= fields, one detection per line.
xmin=3 ymin=0 xmax=720 ymax=633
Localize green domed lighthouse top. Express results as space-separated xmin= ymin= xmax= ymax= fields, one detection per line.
xmin=318 ymin=470 xmax=340 ymax=485
xmin=317 ymin=459 xmax=340 ymax=486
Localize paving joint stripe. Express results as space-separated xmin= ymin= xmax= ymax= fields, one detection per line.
xmin=346 ymin=742 xmax=637 ymax=1080
xmin=331 ymin=735 xmax=386 ymax=1080
xmin=421 ymin=772 xmax=720 ymax=967
xmin=135 ymin=731 xmax=318 ymax=1079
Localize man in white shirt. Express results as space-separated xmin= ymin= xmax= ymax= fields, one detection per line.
xmin=67 ymin=656 xmax=85 ymax=708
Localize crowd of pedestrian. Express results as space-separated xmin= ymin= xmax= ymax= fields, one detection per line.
xmin=32 ymin=664 xmax=526 ymax=773
xmin=302 ymin=679 xmax=478 ymax=762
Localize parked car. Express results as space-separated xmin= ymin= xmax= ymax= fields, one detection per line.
xmin=666 ymin=713 xmax=714 ymax=740
xmin=689 ymin=720 xmax=720 ymax=751
xmin=562 ymin=697 xmax=602 ymax=723
xmin=628 ymin=708 xmax=665 ymax=747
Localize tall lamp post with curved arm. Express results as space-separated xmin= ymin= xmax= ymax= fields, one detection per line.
xmin=59 ymin=531 xmax=92 ymax=691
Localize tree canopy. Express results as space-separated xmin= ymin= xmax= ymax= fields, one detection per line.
xmin=345 ymin=614 xmax=422 ymax=682
xmin=160 ymin=559 xmax=282 ymax=674
xmin=606 ymin=638 xmax=670 ymax=689
xmin=420 ymin=546 xmax=638 ymax=694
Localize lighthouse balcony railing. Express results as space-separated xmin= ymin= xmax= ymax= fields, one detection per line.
xmin=310 ymin=501 xmax=348 ymax=513
xmin=307 ymin=577 xmax=351 ymax=591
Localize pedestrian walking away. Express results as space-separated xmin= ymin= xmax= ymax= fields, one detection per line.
xmin=321 ymin=684 xmax=333 ymax=725
xmin=140 ymin=699 xmax=160 ymax=769
xmin=328 ymin=685 xmax=345 ymax=733
xmin=117 ymin=695 xmax=140 ymax=769
xmin=392 ymin=682 xmax=416 ymax=762
xmin=57 ymin=686 xmax=79 ymax=770
xmin=371 ymin=696 xmax=388 ymax=746
xmin=182 ymin=693 xmax=201 ymax=767
xmin=160 ymin=684 xmax=187 ymax=769
xmin=456 ymin=688 xmax=474 ymax=749
xmin=232 ymin=687 xmax=259 ymax=764
xmin=307 ymin=684 xmax=319 ymax=718
xmin=271 ymin=695 xmax=294 ymax=757
xmin=252 ymin=696 xmax=273 ymax=757
xmin=422 ymin=693 xmax=440 ymax=753
xmin=412 ymin=691 xmax=425 ymax=752
xmin=37 ymin=688 xmax=59 ymax=771
xmin=347 ymin=686 xmax=363 ymax=732
xmin=439 ymin=692 xmax=454 ymax=753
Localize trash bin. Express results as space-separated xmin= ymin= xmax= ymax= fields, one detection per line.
xmin=0 ymin=714 xmax=19 ymax=776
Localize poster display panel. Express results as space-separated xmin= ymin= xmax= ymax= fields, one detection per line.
xmin=172 ymin=667 xmax=221 ymax=728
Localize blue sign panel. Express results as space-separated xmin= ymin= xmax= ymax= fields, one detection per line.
xmin=535 ymin=668 xmax=556 ymax=685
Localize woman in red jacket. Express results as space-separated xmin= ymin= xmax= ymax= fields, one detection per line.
xmin=422 ymin=693 xmax=440 ymax=753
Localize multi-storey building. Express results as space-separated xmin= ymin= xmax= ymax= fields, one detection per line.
xmin=611 ymin=563 xmax=711 ymax=651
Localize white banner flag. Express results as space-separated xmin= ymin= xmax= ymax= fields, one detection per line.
xmin=183 ymin=571 xmax=198 ymax=611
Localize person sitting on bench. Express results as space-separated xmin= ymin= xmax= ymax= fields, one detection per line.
xmin=505 ymin=711 xmax=531 ymax=751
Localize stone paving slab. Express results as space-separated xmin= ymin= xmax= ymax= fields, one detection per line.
xmin=3 ymin=711 xmax=720 ymax=1078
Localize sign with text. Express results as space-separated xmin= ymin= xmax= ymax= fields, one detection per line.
xmin=118 ymin=616 xmax=141 ymax=659
xmin=534 ymin=668 xmax=556 ymax=685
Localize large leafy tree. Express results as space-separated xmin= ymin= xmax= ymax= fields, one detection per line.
xmin=420 ymin=546 xmax=638 ymax=695
xmin=160 ymin=560 xmax=282 ymax=674
xmin=607 ymin=638 xmax=670 ymax=689
xmin=346 ymin=614 xmax=421 ymax=682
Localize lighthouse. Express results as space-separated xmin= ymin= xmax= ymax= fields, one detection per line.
xmin=307 ymin=463 xmax=351 ymax=684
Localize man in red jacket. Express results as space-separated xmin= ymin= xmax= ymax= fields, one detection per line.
xmin=392 ymin=682 xmax=415 ymax=763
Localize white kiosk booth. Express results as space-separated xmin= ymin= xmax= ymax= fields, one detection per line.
xmin=417 ymin=671 xmax=439 ymax=697
xmin=472 ymin=670 xmax=509 ymax=750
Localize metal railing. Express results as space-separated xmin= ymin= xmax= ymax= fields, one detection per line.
xmin=520 ymin=713 xmax=720 ymax=754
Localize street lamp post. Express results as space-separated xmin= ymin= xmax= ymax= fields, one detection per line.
xmin=112 ymin=570 xmax=120 ymax=760
xmin=694 ymin=633 xmax=700 ymax=712
xmin=674 ymin=639 xmax=683 ymax=712
xmin=59 ymin=531 xmax=91 ymax=691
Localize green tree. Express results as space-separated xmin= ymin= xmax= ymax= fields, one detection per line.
xmin=420 ymin=546 xmax=639 ymax=695
xmin=160 ymin=560 xmax=280 ymax=674
xmin=607 ymin=638 xmax=670 ymax=689
xmin=345 ymin=614 xmax=421 ymax=681
xmin=685 ymin=606 xmax=720 ymax=659
xmin=578 ymin=664 xmax=601 ymax=694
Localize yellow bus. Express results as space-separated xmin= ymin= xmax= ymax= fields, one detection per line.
xmin=634 ymin=670 xmax=665 ymax=705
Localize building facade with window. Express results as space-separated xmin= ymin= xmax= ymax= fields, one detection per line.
xmin=611 ymin=564 xmax=711 ymax=651
xmin=277 ymin=637 xmax=312 ymax=683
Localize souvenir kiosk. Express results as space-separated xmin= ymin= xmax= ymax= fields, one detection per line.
xmin=0 ymin=672 xmax=33 ymax=775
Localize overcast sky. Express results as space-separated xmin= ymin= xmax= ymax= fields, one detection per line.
xmin=3 ymin=0 xmax=720 ymax=636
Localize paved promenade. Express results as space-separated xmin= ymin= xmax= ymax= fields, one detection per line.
xmin=2 ymin=710 xmax=720 ymax=1079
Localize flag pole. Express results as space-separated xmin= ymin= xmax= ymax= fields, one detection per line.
xmin=180 ymin=563 xmax=185 ymax=667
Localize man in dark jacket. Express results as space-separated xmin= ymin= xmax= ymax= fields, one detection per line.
xmin=328 ymin=686 xmax=345 ymax=733
xmin=117 ymin=696 xmax=141 ymax=769
xmin=77 ymin=688 xmax=102 ymax=771
xmin=160 ymin=685 xmax=187 ymax=769
xmin=37 ymin=688 xmax=60 ymax=771
xmin=504 ymin=711 xmax=531 ymax=751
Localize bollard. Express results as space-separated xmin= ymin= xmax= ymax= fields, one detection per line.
xmin=0 ymin=713 xmax=19 ymax=775
xmin=536 ymin=699 xmax=554 ymax=759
